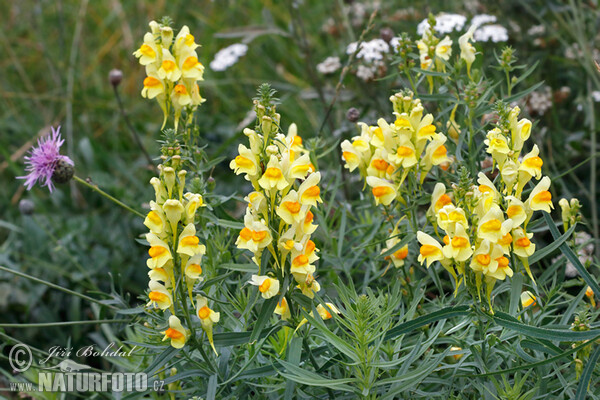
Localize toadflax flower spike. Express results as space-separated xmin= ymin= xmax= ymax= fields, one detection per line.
xmin=18 ymin=126 xmax=74 ymax=192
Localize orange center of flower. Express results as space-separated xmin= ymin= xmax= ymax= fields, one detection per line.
xmin=476 ymin=254 xmax=491 ymax=266
xmin=481 ymin=219 xmax=502 ymax=232
xmin=420 ymin=245 xmax=439 ymax=257
xmin=496 ymin=257 xmax=509 ymax=268
xmin=174 ymin=84 xmax=187 ymax=95
xmin=533 ymin=191 xmax=552 ymax=203
xmin=183 ymin=56 xmax=199 ymax=70
xmin=436 ymin=194 xmax=452 ymax=210
xmin=284 ymin=201 xmax=301 ymax=214
xmin=292 ymin=136 xmax=303 ymax=146
xmin=396 ymin=146 xmax=414 ymax=157
xmin=303 ymin=186 xmax=320 ymax=199
xmin=181 ymin=236 xmax=199 ymax=246
xmin=506 ymin=205 xmax=522 ymax=218
xmin=433 ymin=145 xmax=447 ymax=158
xmin=371 ymin=159 xmax=389 ymax=171
xmin=343 ymin=151 xmax=358 ymax=162
xmin=394 ymin=247 xmax=408 ymax=260
xmin=235 ymin=155 xmax=254 ymax=168
xmin=372 ymin=186 xmax=392 ymax=198
xmin=305 ymin=240 xmax=316 ymax=255
xmin=259 ymin=279 xmax=271 ymax=293
xmin=443 ymin=235 xmax=450 ymax=245
xmin=264 ymin=167 xmax=282 ymax=179
xmin=252 ymin=230 xmax=268 ymax=242
xmin=143 ymin=76 xmax=162 ymax=88
xmin=523 ymin=156 xmax=543 ymax=169
xmin=305 ymin=211 xmax=314 ymax=224
xmin=419 ymin=125 xmax=436 ymax=137
xmin=293 ymin=254 xmax=308 ymax=267
xmin=164 ymin=328 xmax=184 ymax=340
xmin=149 ymin=291 xmax=168 ymax=302
xmin=198 ymin=306 xmax=211 ymax=320
xmin=478 ymin=185 xmax=493 ymax=194
xmin=451 ymin=236 xmax=469 ymax=248
xmin=140 ymin=44 xmax=156 ymax=58
xmin=147 ymin=211 xmax=162 ymax=225
xmin=498 ymin=233 xmax=513 ymax=246
xmin=162 ymin=60 xmax=176 ymax=72
xmin=239 ymin=227 xmax=253 ymax=241
xmin=149 ymin=246 xmax=167 ymax=258
xmin=187 ymin=263 xmax=202 ymax=274
xmin=515 ymin=237 xmax=531 ymax=248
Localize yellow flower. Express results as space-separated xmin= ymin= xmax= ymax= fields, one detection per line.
xmin=341 ymin=140 xmax=362 ymax=172
xmin=366 ymin=176 xmax=397 ymax=206
xmin=249 ymin=275 xmax=280 ymax=299
xmin=245 ymin=191 xmax=267 ymax=216
xmin=277 ymin=190 xmax=305 ymax=225
xmin=148 ymin=267 xmax=169 ymax=283
xmin=174 ymin=26 xmax=200 ymax=56
xmin=133 ymin=33 xmax=159 ymax=65
xmin=183 ymin=192 xmax=204 ymax=224
xmin=146 ymin=233 xmax=173 ymax=269
xmin=316 ymin=303 xmax=341 ymax=320
xmin=158 ymin=49 xmax=182 ymax=82
xmin=459 ymin=25 xmax=477 ymax=75
xmin=520 ymin=291 xmax=537 ymax=308
xmin=470 ymin=240 xmax=504 ymax=276
xmin=286 ymin=153 xmax=314 ymax=181
xmin=230 ymin=144 xmax=259 ymax=178
xmin=147 ymin=280 xmax=173 ymax=310
xmin=144 ymin=201 xmax=167 ymax=237
xmin=141 ymin=70 xmax=165 ymax=99
xmin=486 ymin=255 xmax=513 ymax=280
xmin=477 ymin=206 xmax=512 ymax=242
xmin=236 ymin=212 xmax=272 ymax=254
xmin=171 ymin=83 xmax=192 ymax=107
xmin=519 ymin=145 xmax=543 ymax=180
xmin=297 ymin=172 xmax=322 ymax=207
xmin=367 ymin=149 xmax=391 ymax=179
xmin=163 ymin=199 xmax=185 ymax=231
xmin=430 ymin=183 xmax=452 ymax=214
xmin=196 ymin=295 xmax=220 ymax=354
xmin=442 ymin=224 xmax=473 ymax=262
xmin=512 ymin=227 xmax=535 ymax=258
xmin=162 ymin=316 xmax=189 ymax=349
xmin=184 ymin=253 xmax=204 ymax=281
xmin=485 ymin=128 xmax=510 ymax=160
xmin=389 ymin=135 xmax=417 ymax=168
xmin=150 ymin=177 xmax=168 ymax=205
xmin=177 ymin=223 xmax=206 ymax=257
xmin=298 ymin=210 xmax=318 ymax=236
xmin=417 ymin=231 xmax=444 ymax=267
xmin=435 ymin=36 xmax=453 ymax=61
xmin=297 ymin=274 xmax=321 ymax=299
xmin=258 ymin=155 xmax=289 ymax=191
xmin=274 ymin=297 xmax=291 ymax=320
xmin=527 ymin=176 xmax=553 ymax=213
xmin=437 ymin=204 xmax=468 ymax=235
xmin=505 ymin=196 xmax=527 ymax=227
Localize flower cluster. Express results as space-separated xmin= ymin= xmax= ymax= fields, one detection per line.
xmin=144 ymin=137 xmax=219 ymax=351
xmin=341 ymin=90 xmax=450 ymax=208
xmin=230 ymin=85 xmax=323 ymax=321
xmin=133 ymin=20 xmax=205 ymax=129
xmin=209 ymin=43 xmax=248 ymax=71
xmin=417 ymin=105 xmax=553 ymax=308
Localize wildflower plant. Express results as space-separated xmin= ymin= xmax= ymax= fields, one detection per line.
xmin=231 ymin=84 xmax=326 ymax=325
xmin=134 ymin=18 xmax=206 ymax=129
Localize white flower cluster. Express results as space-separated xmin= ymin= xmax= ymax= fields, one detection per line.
xmin=473 ymin=24 xmax=509 ymax=43
xmin=316 ymin=56 xmax=342 ymax=74
xmin=416 ymin=13 xmax=508 ymax=43
xmin=209 ymin=43 xmax=248 ymax=71
xmin=346 ymin=39 xmax=390 ymax=62
xmin=592 ymin=91 xmax=600 ymax=102
xmin=417 ymin=13 xmax=467 ymax=35
xmin=527 ymin=86 xmax=553 ymax=115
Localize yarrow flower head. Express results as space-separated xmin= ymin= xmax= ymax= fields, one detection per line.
xmin=18 ymin=126 xmax=74 ymax=193
xmin=209 ymin=43 xmax=248 ymax=71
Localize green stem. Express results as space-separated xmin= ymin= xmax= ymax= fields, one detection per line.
xmin=0 ymin=265 xmax=117 ymax=310
xmin=0 ymin=319 xmax=129 ymax=328
xmin=73 ymin=175 xmax=145 ymax=218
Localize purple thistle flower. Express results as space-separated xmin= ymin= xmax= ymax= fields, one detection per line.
xmin=17 ymin=126 xmax=74 ymax=193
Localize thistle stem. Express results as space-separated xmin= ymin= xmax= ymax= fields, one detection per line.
xmin=73 ymin=175 xmax=145 ymax=218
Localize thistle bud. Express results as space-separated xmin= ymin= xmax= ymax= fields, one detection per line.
xmin=109 ymin=69 xmax=123 ymax=87
xmin=19 ymin=199 xmax=35 ymax=215
xmin=52 ymin=158 xmax=75 ymax=185
xmin=346 ymin=107 xmax=360 ymax=123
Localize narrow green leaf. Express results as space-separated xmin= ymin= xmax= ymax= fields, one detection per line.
xmin=529 ymin=223 xmax=575 ymax=264
xmin=575 ymin=343 xmax=600 ymax=400
xmin=219 ymin=263 xmax=258 ymax=272
xmin=491 ymin=311 xmax=600 ymax=341
xmin=384 ymin=306 xmax=470 ymax=340
xmin=276 ymin=359 xmax=356 ymax=391
xmin=250 ymin=297 xmax=278 ymax=343
xmin=284 ymin=337 xmax=303 ymax=400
